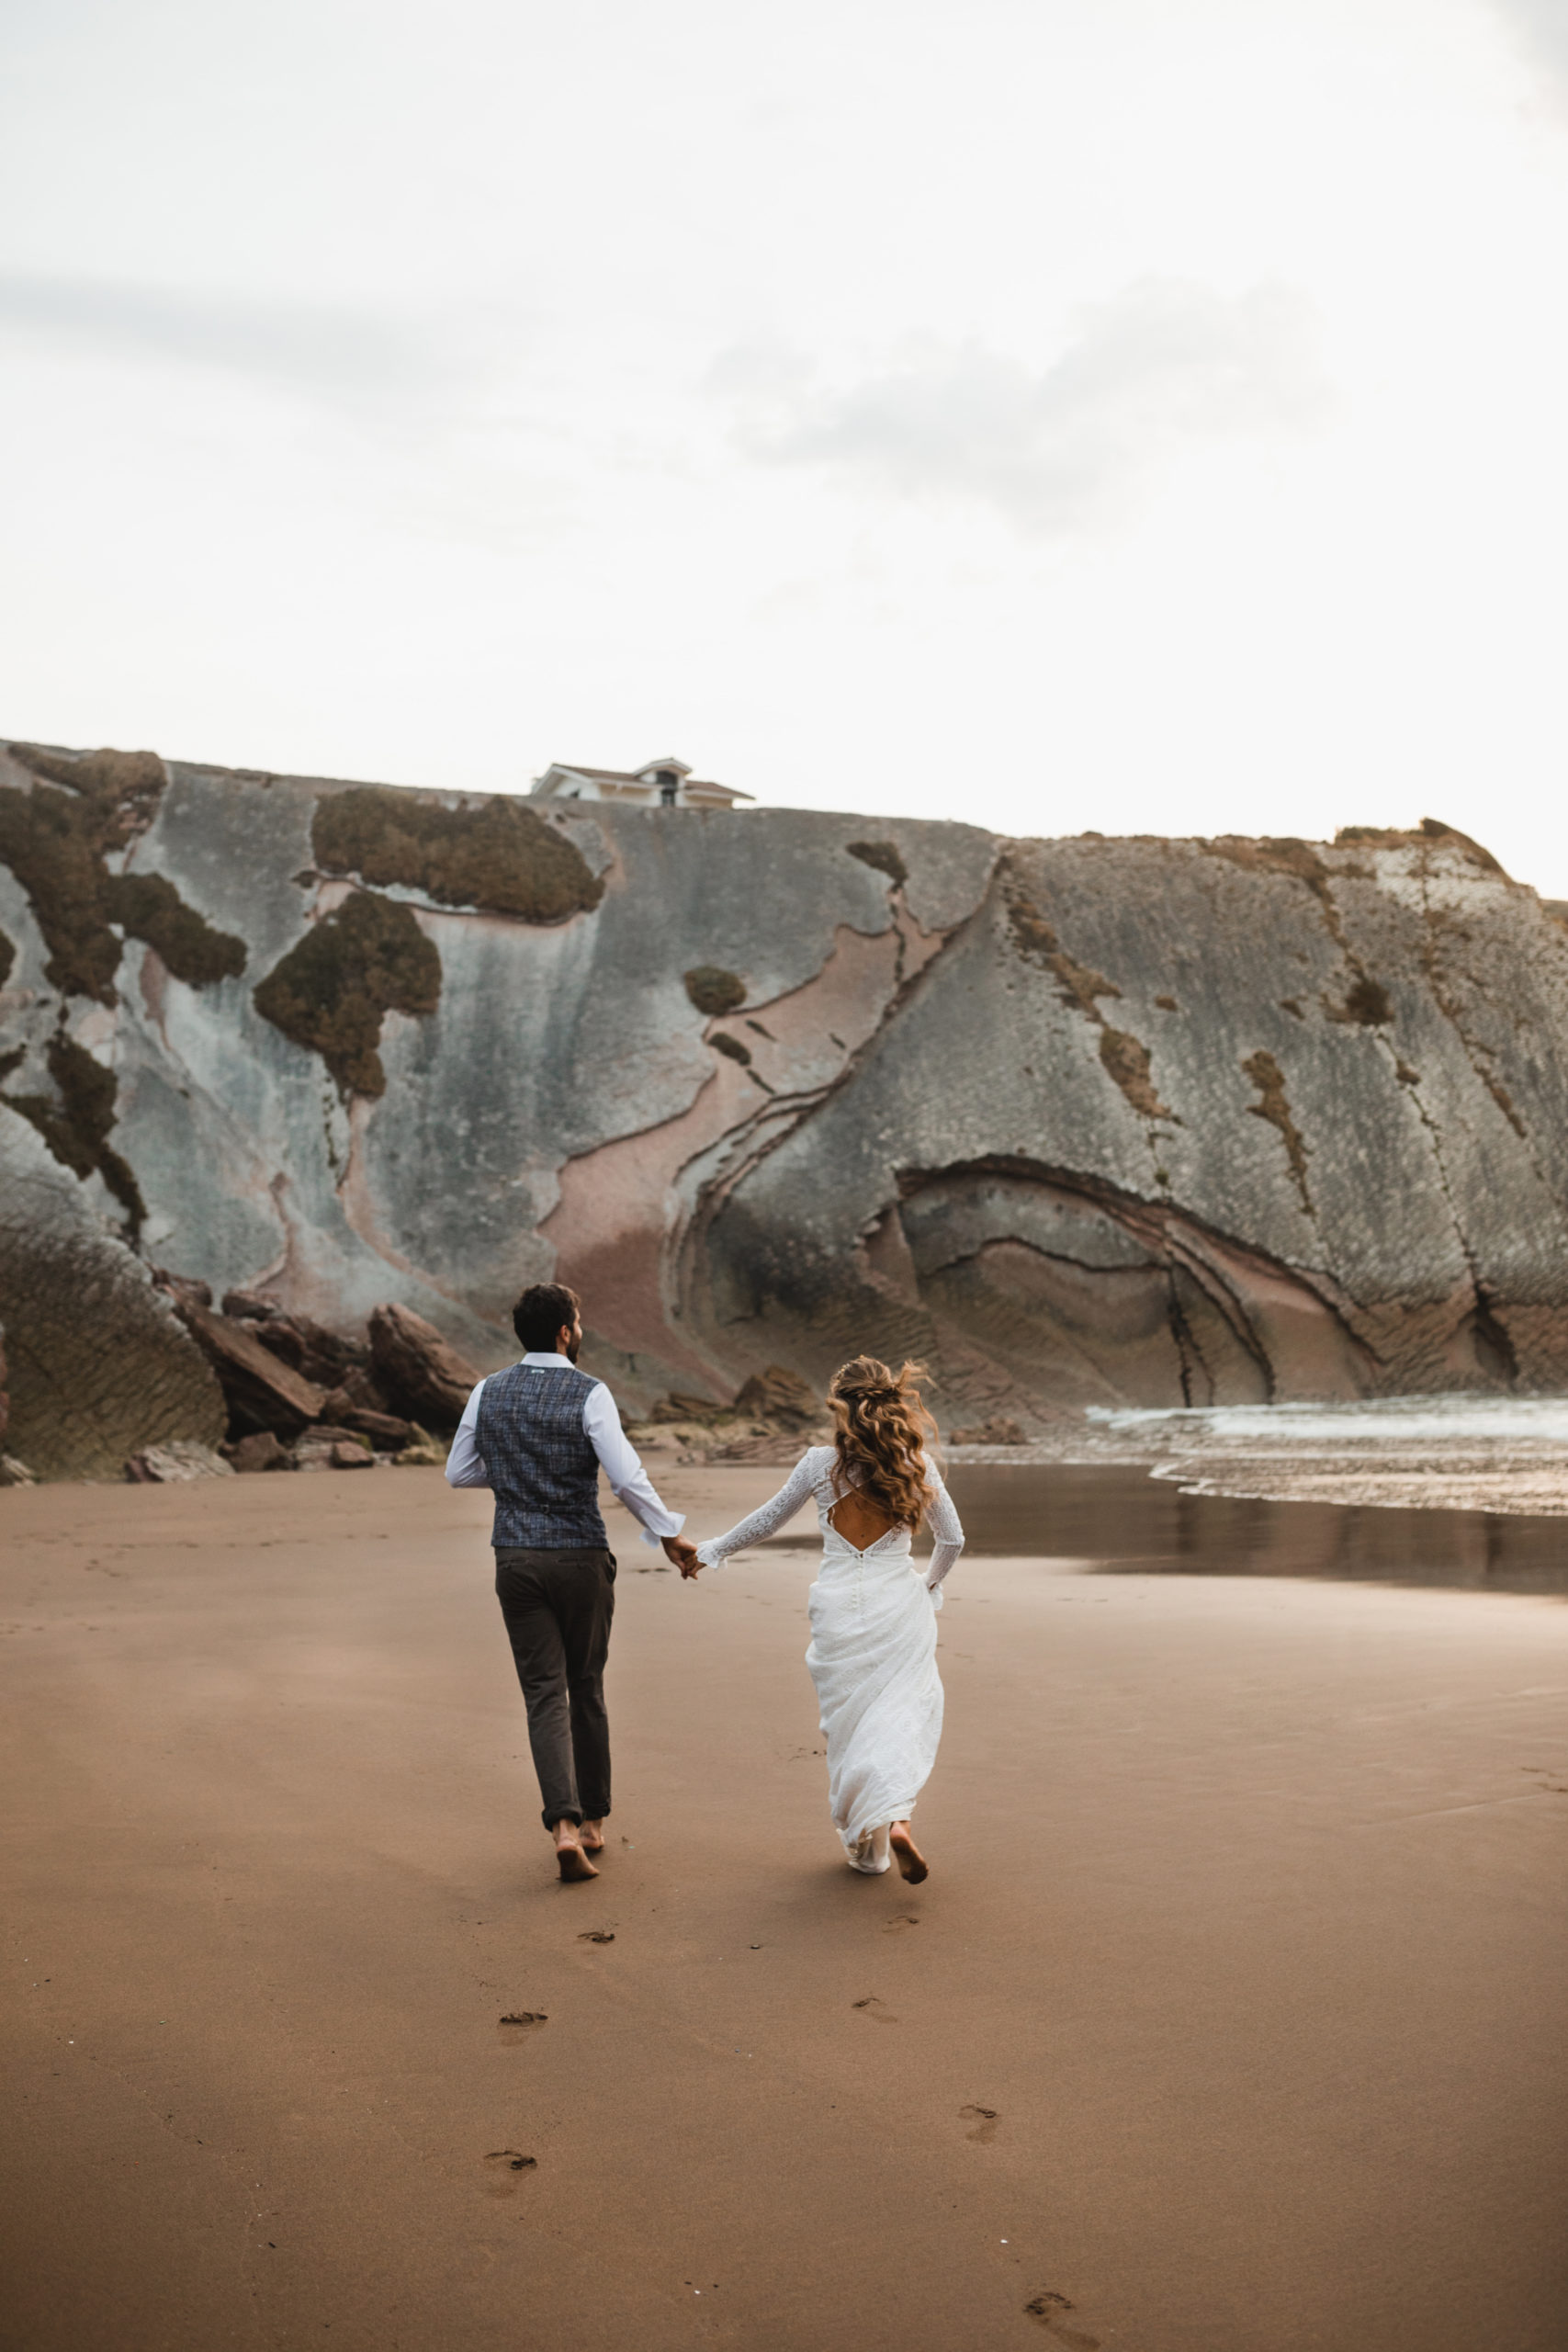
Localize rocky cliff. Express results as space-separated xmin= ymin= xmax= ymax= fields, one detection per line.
xmin=3 ymin=734 xmax=1567 ymax=1474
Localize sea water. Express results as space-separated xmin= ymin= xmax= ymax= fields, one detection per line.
xmin=932 ymin=1396 xmax=1568 ymax=1594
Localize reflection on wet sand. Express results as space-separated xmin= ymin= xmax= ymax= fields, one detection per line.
xmin=927 ymin=1464 xmax=1568 ymax=1595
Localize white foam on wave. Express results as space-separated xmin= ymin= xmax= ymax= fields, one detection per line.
xmin=1088 ymin=1394 xmax=1568 ymax=1446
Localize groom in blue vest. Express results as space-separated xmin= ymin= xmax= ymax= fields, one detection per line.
xmin=446 ymin=1283 xmax=696 ymax=1880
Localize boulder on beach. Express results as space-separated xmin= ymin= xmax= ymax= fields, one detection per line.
xmin=367 ymin=1304 xmax=480 ymax=1430
xmin=125 ymin=1441 xmax=234 ymax=1483
xmin=172 ymin=1298 xmax=328 ymax=1435
xmin=228 ymin=1429 xmax=289 ymax=1474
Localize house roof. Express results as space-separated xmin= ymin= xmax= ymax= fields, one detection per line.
xmin=539 ymin=760 xmax=754 ymax=803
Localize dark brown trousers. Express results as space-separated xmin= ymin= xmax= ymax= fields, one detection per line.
xmin=493 ymin=1546 xmax=616 ymax=1828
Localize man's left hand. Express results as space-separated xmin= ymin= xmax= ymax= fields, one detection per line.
xmin=663 ymin=1535 xmax=700 ymax=1577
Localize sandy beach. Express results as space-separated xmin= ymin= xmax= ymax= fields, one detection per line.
xmin=3 ymin=1464 xmax=1565 ymax=2352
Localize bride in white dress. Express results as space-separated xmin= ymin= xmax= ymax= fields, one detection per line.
xmin=682 ymin=1358 xmax=964 ymax=1882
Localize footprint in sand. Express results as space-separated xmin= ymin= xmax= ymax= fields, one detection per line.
xmin=578 ymin=1929 xmax=615 ymax=1944
xmin=1024 ymin=2290 xmax=1100 ymax=2349
xmin=960 ymin=2103 xmax=998 ymax=2143
xmin=852 ymin=1996 xmax=898 ymax=2025
xmin=480 ymin=2150 xmax=537 ymax=2196
xmin=497 ymin=2010 xmax=547 ymax=2044
xmin=884 ymin=1914 xmax=921 ymax=1933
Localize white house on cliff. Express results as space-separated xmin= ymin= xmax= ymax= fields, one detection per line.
xmin=529 ymin=755 xmax=752 ymax=811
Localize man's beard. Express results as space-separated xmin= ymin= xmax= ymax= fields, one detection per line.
xmin=563 ymin=1329 xmax=581 ymax=1364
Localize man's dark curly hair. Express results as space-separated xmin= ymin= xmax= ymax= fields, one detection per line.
xmin=513 ymin=1283 xmax=582 ymax=1353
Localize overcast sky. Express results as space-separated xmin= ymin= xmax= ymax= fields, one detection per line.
xmin=5 ymin=0 xmax=1568 ymax=888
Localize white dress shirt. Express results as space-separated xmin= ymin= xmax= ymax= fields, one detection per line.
xmin=444 ymin=1353 xmax=684 ymax=1546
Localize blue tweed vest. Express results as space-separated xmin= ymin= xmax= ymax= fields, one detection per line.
xmin=477 ymin=1361 xmax=608 ymax=1550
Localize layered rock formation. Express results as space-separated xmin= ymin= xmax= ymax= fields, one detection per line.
xmin=3 ymin=732 xmax=1566 ymax=1474
xmin=0 ymin=1106 xmax=225 ymax=1477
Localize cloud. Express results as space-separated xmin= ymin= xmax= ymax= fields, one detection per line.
xmin=727 ymin=278 xmax=1330 ymax=538
xmin=0 ymin=273 xmax=448 ymax=405
xmin=1489 ymin=0 xmax=1568 ymax=87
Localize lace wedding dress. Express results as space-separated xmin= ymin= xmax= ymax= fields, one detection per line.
xmin=694 ymin=1447 xmax=964 ymax=1873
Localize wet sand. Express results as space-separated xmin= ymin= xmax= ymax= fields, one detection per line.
xmin=3 ymin=1465 xmax=1565 ymax=2352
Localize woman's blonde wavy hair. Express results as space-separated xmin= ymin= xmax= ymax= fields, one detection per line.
xmin=828 ymin=1356 xmax=937 ymax=1529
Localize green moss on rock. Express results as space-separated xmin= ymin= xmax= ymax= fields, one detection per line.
xmin=1244 ymin=1047 xmax=1313 ymax=1215
xmin=0 ymin=743 xmax=243 ymax=1002
xmin=14 ymin=744 xmax=166 ymax=836
xmin=1325 ymin=973 xmax=1392 ymax=1027
xmin=0 ymin=775 xmax=126 ymax=1001
xmin=5 ymin=1033 xmax=146 ymax=1231
xmin=1098 ymin=1027 xmax=1173 ymax=1121
xmin=253 ymin=890 xmax=443 ymax=1100
xmin=1004 ymin=876 xmax=1121 ymax=1016
xmin=104 ymin=873 xmax=247 ymax=987
xmin=684 ymin=965 xmax=747 ymax=1016
xmin=708 ymin=1028 xmax=774 ymax=1091
xmin=311 ymin=788 xmax=604 ymax=923
xmin=846 ymin=840 xmax=908 ymax=888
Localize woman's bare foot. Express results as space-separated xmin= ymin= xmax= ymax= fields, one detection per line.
xmin=580 ymin=1819 xmax=605 ymax=1855
xmin=889 ymin=1822 xmax=928 ymax=1883
xmin=553 ymin=1822 xmax=599 ymax=1881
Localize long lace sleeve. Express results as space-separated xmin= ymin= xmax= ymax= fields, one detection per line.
xmin=924 ymin=1460 xmax=964 ymax=1601
xmin=694 ymin=1451 xmax=828 ymax=1569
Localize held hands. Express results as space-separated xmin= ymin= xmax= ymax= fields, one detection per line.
xmin=663 ymin=1534 xmax=702 ymax=1578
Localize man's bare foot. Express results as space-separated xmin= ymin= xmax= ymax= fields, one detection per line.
xmin=553 ymin=1824 xmax=599 ymax=1881
xmin=889 ymin=1823 xmax=928 ymax=1884
xmin=580 ymin=1819 xmax=605 ymax=1854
